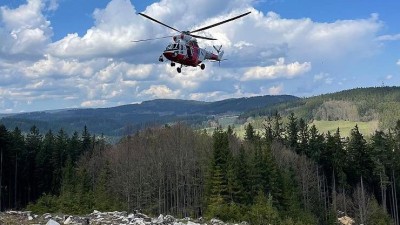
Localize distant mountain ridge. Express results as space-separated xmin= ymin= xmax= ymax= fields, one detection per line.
xmin=0 ymin=95 xmax=298 ymax=136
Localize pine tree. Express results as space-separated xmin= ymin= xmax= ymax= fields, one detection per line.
xmin=298 ymin=118 xmax=309 ymax=155
xmin=10 ymin=127 xmax=25 ymax=209
xmin=81 ymin=125 xmax=92 ymax=155
xmin=206 ymin=128 xmax=232 ymax=216
xmin=244 ymin=123 xmax=255 ymax=142
xmin=0 ymin=124 xmax=9 ymax=211
xmin=247 ymin=191 xmax=280 ymax=225
xmin=35 ymin=130 xmax=55 ymax=195
xmin=307 ymin=125 xmax=324 ymax=162
xmin=25 ymin=125 xmax=42 ymax=203
xmin=68 ymin=131 xmax=81 ymax=164
xmin=52 ymin=129 xmax=68 ymax=194
xmin=286 ymin=113 xmax=299 ymax=152
xmin=347 ymin=125 xmax=373 ymax=186
xmin=233 ymin=145 xmax=251 ymax=205
xmin=272 ymin=112 xmax=284 ymax=141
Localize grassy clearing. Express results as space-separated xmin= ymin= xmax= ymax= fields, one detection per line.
xmin=311 ymin=120 xmax=379 ymax=137
xmin=200 ymin=116 xmax=379 ymax=139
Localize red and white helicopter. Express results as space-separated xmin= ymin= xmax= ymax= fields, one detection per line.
xmin=133 ymin=11 xmax=251 ymax=73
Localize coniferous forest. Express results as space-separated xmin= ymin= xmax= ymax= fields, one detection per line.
xmin=0 ymin=113 xmax=400 ymax=224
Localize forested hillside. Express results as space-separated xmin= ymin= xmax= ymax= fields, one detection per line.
xmin=1 ymin=111 xmax=399 ymax=224
xmin=0 ymin=95 xmax=297 ymax=136
xmin=244 ymin=87 xmax=400 ymax=129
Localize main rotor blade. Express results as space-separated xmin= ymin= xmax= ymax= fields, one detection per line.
xmin=138 ymin=13 xmax=181 ymax=33
xmin=190 ymin=11 xmax=251 ymax=33
xmin=190 ymin=34 xmax=217 ymax=41
xmin=131 ymin=35 xmax=174 ymax=43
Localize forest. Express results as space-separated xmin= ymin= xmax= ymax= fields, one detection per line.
xmin=0 ymin=111 xmax=399 ymax=224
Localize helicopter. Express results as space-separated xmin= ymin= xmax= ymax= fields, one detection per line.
xmin=133 ymin=11 xmax=251 ymax=73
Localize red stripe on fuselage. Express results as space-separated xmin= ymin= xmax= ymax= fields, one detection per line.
xmin=163 ymin=48 xmax=202 ymax=67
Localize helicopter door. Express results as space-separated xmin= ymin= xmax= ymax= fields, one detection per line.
xmin=187 ymin=46 xmax=192 ymax=59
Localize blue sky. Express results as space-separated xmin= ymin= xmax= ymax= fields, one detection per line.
xmin=0 ymin=0 xmax=399 ymax=113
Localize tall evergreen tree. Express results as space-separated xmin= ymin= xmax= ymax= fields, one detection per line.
xmin=244 ymin=123 xmax=256 ymax=142
xmin=298 ymin=118 xmax=309 ymax=155
xmin=286 ymin=113 xmax=299 ymax=152
xmin=307 ymin=125 xmax=324 ymax=162
xmin=0 ymin=124 xmax=9 ymax=211
xmin=10 ymin=127 xmax=25 ymax=209
xmin=35 ymin=130 xmax=55 ymax=195
xmin=347 ymin=125 xmax=373 ymax=185
xmin=24 ymin=126 xmax=42 ymax=203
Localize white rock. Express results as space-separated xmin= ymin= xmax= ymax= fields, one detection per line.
xmin=28 ymin=215 xmax=33 ymax=220
xmin=46 ymin=219 xmax=60 ymax=225
xmin=187 ymin=221 xmax=200 ymax=225
xmin=131 ymin=218 xmax=146 ymax=225
xmin=210 ymin=218 xmax=224 ymax=225
xmin=64 ymin=216 xmax=72 ymax=224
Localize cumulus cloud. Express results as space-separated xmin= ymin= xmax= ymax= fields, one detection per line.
xmin=314 ymin=73 xmax=333 ymax=84
xmin=0 ymin=0 xmax=52 ymax=58
xmin=268 ymin=84 xmax=284 ymax=95
xmin=242 ymin=58 xmax=311 ymax=81
xmin=140 ymin=84 xmax=181 ymax=99
xmin=48 ymin=0 xmax=142 ymax=59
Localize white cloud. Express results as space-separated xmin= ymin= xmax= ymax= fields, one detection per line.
xmin=377 ymin=34 xmax=400 ymax=41
xmin=268 ymin=84 xmax=284 ymax=95
xmin=386 ymin=75 xmax=393 ymax=80
xmin=242 ymin=58 xmax=311 ymax=81
xmin=81 ymin=100 xmax=107 ymax=107
xmin=48 ymin=0 xmax=147 ymax=59
xmin=140 ymin=85 xmax=181 ymax=99
xmin=397 ymin=59 xmax=400 ymax=66
xmin=314 ymin=72 xmax=333 ymax=84
xmin=0 ymin=0 xmax=52 ymax=57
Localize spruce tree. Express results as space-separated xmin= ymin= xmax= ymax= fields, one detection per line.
xmin=25 ymin=125 xmax=42 ymax=202
xmin=286 ymin=113 xmax=299 ymax=152
xmin=347 ymin=125 xmax=372 ymax=185
xmin=298 ymin=118 xmax=309 ymax=155
xmin=35 ymin=130 xmax=55 ymax=195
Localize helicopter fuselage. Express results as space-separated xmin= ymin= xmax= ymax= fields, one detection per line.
xmin=160 ymin=35 xmax=222 ymax=72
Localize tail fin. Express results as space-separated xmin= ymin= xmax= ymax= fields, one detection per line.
xmin=213 ymin=45 xmax=224 ymax=61
xmin=218 ymin=50 xmax=224 ymax=61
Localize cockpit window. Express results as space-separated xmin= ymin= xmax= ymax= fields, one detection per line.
xmin=166 ymin=44 xmax=180 ymax=51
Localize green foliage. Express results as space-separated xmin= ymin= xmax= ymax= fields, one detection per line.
xmin=367 ymin=197 xmax=392 ymax=225
xmin=206 ymin=202 xmax=245 ymax=222
xmin=247 ymin=191 xmax=280 ymax=225
xmin=27 ymin=194 xmax=59 ymax=214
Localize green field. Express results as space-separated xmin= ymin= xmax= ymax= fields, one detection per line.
xmin=202 ymin=116 xmax=380 ymax=139
xmin=311 ymin=120 xmax=379 ymax=137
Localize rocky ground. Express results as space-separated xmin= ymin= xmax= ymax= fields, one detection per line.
xmin=0 ymin=210 xmax=249 ymax=225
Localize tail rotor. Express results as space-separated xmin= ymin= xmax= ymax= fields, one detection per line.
xmin=213 ymin=45 xmax=224 ymax=66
